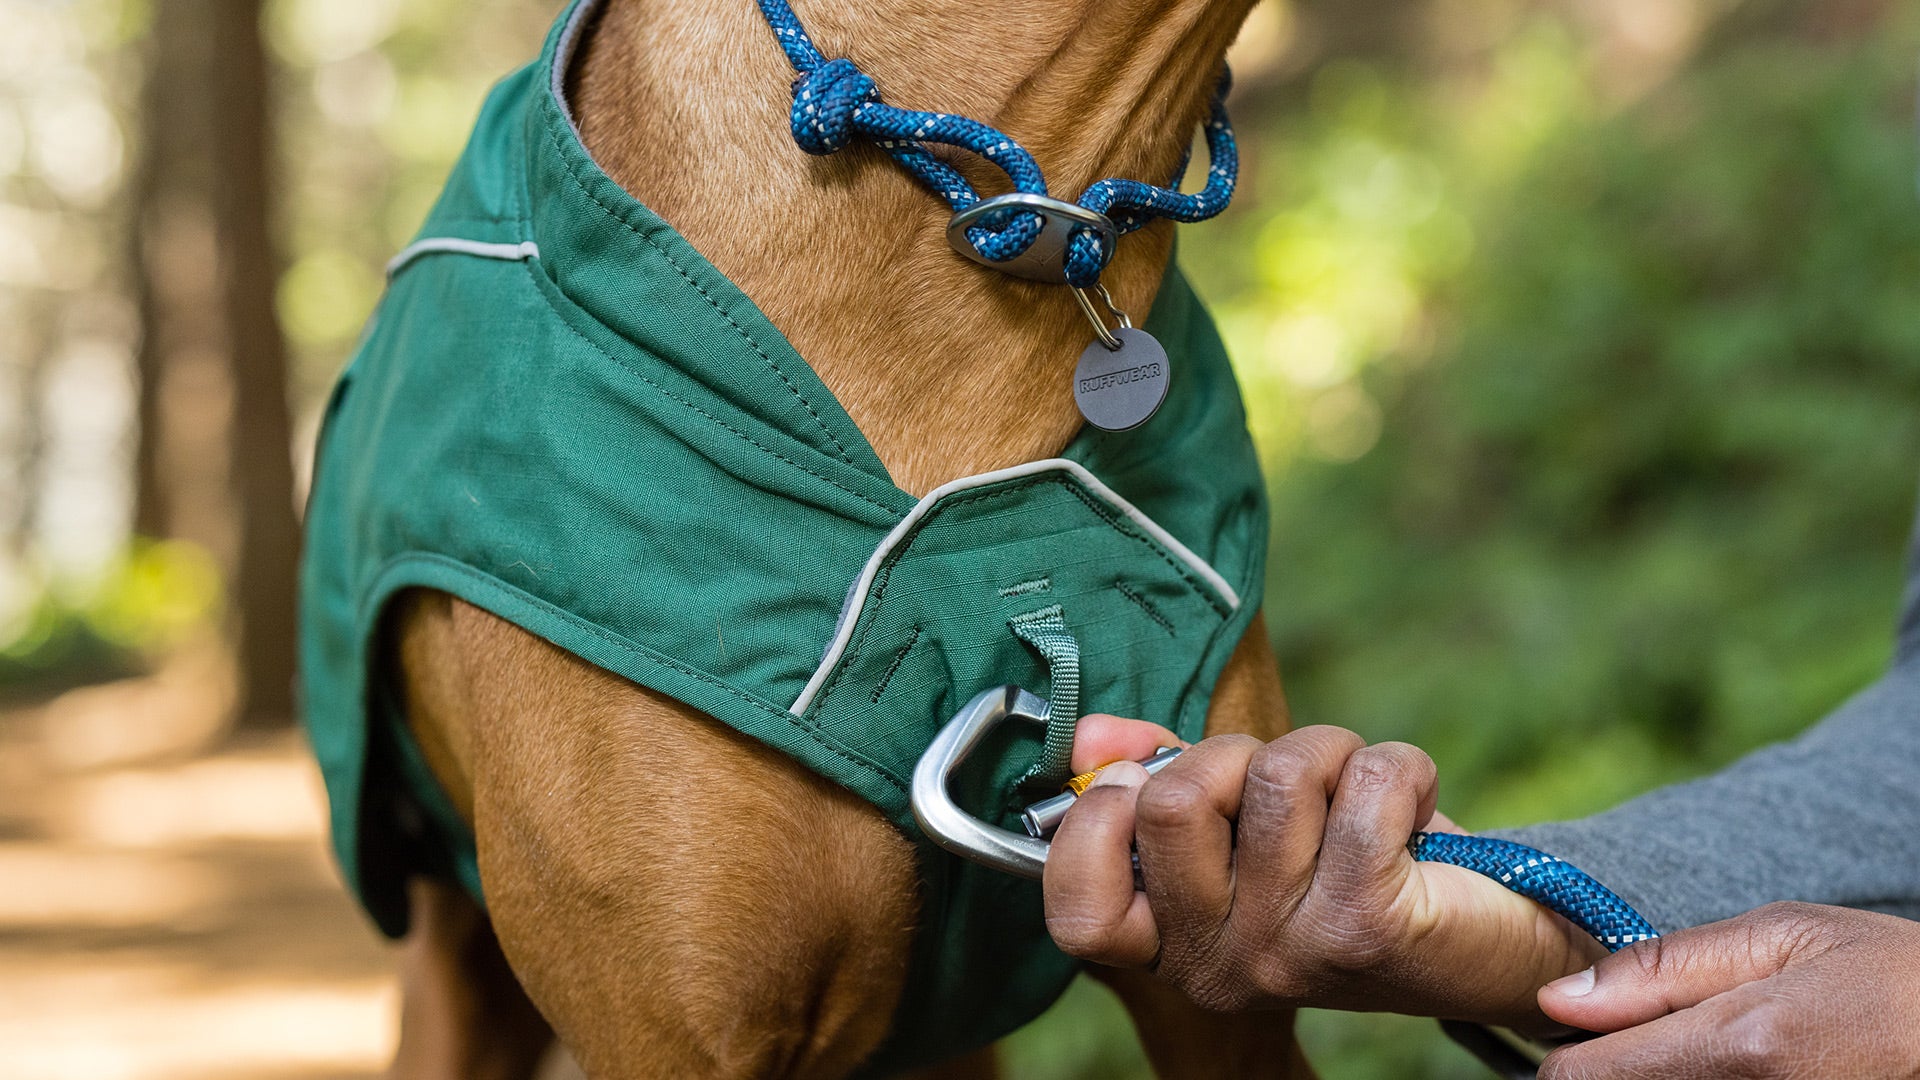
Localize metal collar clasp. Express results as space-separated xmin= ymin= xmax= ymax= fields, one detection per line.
xmin=946 ymin=193 xmax=1118 ymax=285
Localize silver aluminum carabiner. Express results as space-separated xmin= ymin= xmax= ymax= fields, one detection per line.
xmin=910 ymin=684 xmax=1053 ymax=879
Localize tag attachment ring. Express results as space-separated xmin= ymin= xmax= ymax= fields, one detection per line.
xmin=1071 ymin=283 xmax=1132 ymax=351
xmin=946 ymin=193 xmax=1119 ymax=285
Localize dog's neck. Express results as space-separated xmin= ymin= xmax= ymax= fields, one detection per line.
xmin=570 ymin=0 xmax=1255 ymax=495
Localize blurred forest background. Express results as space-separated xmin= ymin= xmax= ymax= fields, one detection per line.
xmin=0 ymin=0 xmax=1915 ymax=1076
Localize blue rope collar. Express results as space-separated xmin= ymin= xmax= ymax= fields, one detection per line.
xmin=753 ymin=0 xmax=1238 ymax=288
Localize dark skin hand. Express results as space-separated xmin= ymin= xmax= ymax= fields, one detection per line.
xmin=1046 ymin=722 xmax=1604 ymax=1031
xmin=1055 ymin=722 xmax=1920 ymax=1076
xmin=1536 ymin=901 xmax=1920 ymax=1079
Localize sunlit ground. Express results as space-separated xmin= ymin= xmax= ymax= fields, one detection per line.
xmin=0 ymin=657 xmax=399 ymax=1080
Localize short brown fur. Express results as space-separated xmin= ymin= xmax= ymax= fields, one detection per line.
xmin=386 ymin=1 xmax=1304 ymax=1076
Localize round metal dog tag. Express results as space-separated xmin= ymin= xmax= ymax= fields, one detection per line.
xmin=1073 ymin=328 xmax=1169 ymax=432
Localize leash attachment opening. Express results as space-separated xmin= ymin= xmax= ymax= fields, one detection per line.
xmin=911 ymin=685 xmax=1171 ymax=886
xmin=1007 ymin=604 xmax=1083 ymax=786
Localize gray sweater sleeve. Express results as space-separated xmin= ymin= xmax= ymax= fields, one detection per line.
xmin=1489 ymin=514 xmax=1920 ymax=934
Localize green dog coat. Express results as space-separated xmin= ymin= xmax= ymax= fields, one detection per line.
xmin=299 ymin=0 xmax=1268 ymax=1069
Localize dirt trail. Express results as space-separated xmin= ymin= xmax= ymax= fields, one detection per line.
xmin=0 ymin=670 xmax=401 ymax=1079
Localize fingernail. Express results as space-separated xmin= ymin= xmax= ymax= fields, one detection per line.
xmin=1546 ymin=968 xmax=1595 ymax=998
xmin=1090 ymin=761 xmax=1147 ymax=789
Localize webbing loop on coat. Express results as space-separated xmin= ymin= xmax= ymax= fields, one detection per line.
xmin=752 ymin=0 xmax=1239 ymax=288
xmin=1008 ymin=605 xmax=1081 ymax=786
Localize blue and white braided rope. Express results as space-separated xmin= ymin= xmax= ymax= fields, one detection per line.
xmin=754 ymin=0 xmax=1238 ymax=288
xmin=1410 ymin=832 xmax=1660 ymax=951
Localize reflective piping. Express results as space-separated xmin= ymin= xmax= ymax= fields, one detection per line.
xmin=386 ymin=238 xmax=541 ymax=278
xmin=381 ymin=0 xmax=589 ymax=281
xmin=790 ymin=457 xmax=1241 ymax=716
xmin=552 ymin=0 xmax=601 ymax=136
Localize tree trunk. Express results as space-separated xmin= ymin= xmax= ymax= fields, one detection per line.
xmin=2 ymin=298 xmax=56 ymax=563
xmin=209 ymin=0 xmax=300 ymax=728
xmin=131 ymin=0 xmax=298 ymax=729
xmin=130 ymin=0 xmax=206 ymax=542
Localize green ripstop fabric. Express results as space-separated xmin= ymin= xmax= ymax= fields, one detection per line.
xmin=298 ymin=0 xmax=1268 ymax=1071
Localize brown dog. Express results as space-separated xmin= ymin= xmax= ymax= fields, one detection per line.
xmin=385 ymin=0 xmax=1304 ymax=1075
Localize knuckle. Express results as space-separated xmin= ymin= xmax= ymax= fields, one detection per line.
xmin=1292 ymin=724 xmax=1367 ymax=754
xmin=1753 ymin=899 xmax=1818 ymax=919
xmin=1205 ymin=732 xmax=1264 ymax=756
xmin=1751 ymin=900 xmax=1822 ymax=932
xmin=1044 ymin=910 xmax=1126 ymax=960
xmin=1264 ymin=726 xmax=1365 ymax=775
xmin=1245 ymin=738 xmax=1315 ymax=792
xmin=1372 ymin=740 xmax=1436 ymax=779
xmin=1751 ymin=900 xmax=1823 ymax=934
xmin=1536 ymin=1047 xmax=1592 ymax=1080
xmin=1341 ymin=746 xmax=1404 ymax=793
xmin=1717 ymin=1009 xmax=1789 ymax=1077
xmin=1135 ymin=772 xmax=1211 ymax=829
xmin=1747 ymin=901 xmax=1833 ymax=960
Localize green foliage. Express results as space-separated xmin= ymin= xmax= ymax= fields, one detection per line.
xmin=1252 ymin=26 xmax=1920 ymax=828
xmin=1015 ymin=13 xmax=1920 ymax=1080
xmin=0 ymin=540 xmax=221 ymax=700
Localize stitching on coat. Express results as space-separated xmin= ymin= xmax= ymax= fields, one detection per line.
xmin=1053 ymin=481 xmax=1230 ymax=617
xmin=364 ymin=552 xmax=906 ymax=792
xmin=869 ymin=626 xmax=921 ymax=704
xmin=811 ymin=473 xmax=1229 ymax=715
xmin=539 ymin=110 xmax=860 ymax=467
xmin=997 ymin=577 xmax=1051 ymax=597
xmin=524 ymin=263 xmax=897 ymax=516
xmin=1114 ymin=580 xmax=1175 ymax=636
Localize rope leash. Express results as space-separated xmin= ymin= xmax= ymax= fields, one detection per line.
xmin=1410 ymin=832 xmax=1659 ymax=951
xmin=753 ymin=0 xmax=1239 ymax=288
xmin=1032 ymin=759 xmax=1661 ymax=951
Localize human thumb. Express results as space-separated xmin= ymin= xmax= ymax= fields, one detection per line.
xmin=1070 ymin=713 xmax=1183 ymax=776
xmin=1538 ymin=910 xmax=1801 ymax=1033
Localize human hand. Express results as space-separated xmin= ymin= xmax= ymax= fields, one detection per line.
xmin=1536 ymin=901 xmax=1920 ymax=1078
xmin=1043 ymin=725 xmax=1605 ymax=1028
